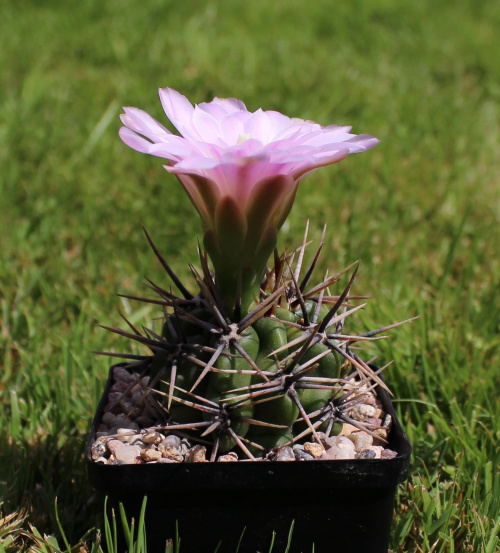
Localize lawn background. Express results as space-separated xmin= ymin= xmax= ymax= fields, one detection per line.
xmin=0 ymin=0 xmax=499 ymax=551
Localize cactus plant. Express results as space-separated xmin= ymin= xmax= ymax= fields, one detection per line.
xmin=99 ymin=88 xmax=410 ymax=460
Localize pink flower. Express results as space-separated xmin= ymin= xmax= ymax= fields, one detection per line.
xmin=119 ymin=88 xmax=379 ymax=310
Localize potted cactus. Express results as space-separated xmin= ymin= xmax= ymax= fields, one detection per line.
xmin=86 ymin=88 xmax=412 ymax=553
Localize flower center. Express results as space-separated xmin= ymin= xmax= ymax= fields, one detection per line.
xmin=236 ymin=132 xmax=253 ymax=145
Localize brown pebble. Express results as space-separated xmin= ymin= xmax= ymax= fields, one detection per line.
xmin=339 ymin=423 xmax=358 ymax=437
xmin=157 ymin=457 xmax=181 ymax=464
xmin=372 ymin=428 xmax=388 ymax=446
xmin=159 ymin=444 xmax=184 ymax=462
xmin=304 ymin=442 xmax=326 ymax=458
xmin=142 ymin=431 xmax=163 ymax=445
xmin=381 ymin=449 xmax=398 ymax=459
xmin=363 ymin=395 xmax=378 ymax=406
xmin=218 ymin=452 xmax=239 ymax=462
xmin=364 ymin=417 xmax=383 ymax=427
xmin=185 ymin=445 xmax=207 ymax=463
xmin=141 ymin=449 xmax=162 ymax=462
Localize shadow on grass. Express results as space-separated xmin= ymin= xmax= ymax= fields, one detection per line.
xmin=0 ymin=431 xmax=100 ymax=547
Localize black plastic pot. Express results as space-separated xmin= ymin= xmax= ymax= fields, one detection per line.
xmin=86 ymin=366 xmax=411 ymax=553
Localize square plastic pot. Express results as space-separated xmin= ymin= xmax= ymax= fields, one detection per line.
xmin=86 ymin=365 xmax=411 ymax=553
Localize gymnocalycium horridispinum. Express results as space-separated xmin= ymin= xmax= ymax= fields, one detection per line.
xmin=100 ymin=88 xmax=412 ymax=460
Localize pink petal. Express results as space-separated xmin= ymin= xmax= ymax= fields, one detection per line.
xmin=168 ymin=156 xmax=220 ymax=171
xmin=120 ymin=107 xmax=172 ymax=141
xmin=191 ymin=105 xmax=223 ymax=143
xmin=290 ymin=149 xmax=350 ymax=179
xmin=211 ymin=97 xmax=247 ymax=113
xmin=118 ymin=127 xmax=175 ymax=160
xmin=158 ymin=87 xmax=200 ymax=141
xmin=218 ymin=115 xmax=245 ymax=145
xmin=198 ymin=97 xmax=247 ymax=117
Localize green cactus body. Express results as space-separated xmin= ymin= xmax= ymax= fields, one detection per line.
xmin=106 ymin=230 xmax=396 ymax=460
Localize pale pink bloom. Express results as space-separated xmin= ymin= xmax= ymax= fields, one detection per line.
xmin=119 ymin=88 xmax=378 ymax=306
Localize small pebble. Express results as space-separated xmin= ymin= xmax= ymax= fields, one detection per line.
xmin=94 ymin=456 xmax=108 ymax=464
xmin=142 ymin=431 xmax=163 ymax=445
xmin=275 ymin=446 xmax=295 ymax=462
xmin=381 ymin=449 xmax=398 ymax=459
xmin=91 ymin=438 xmax=109 ymax=461
xmin=292 ymin=445 xmax=307 ymax=461
xmin=347 ymin=404 xmax=377 ymax=421
xmin=132 ymin=390 xmax=145 ymax=404
xmin=157 ymin=457 xmax=181 ymax=464
xmin=360 ymin=446 xmax=383 ymax=459
xmin=110 ymin=381 xmax=130 ymax=393
xmin=218 ymin=452 xmax=239 ymax=462
xmin=304 ymin=442 xmax=326 ymax=458
xmin=178 ymin=440 xmax=191 ymax=456
xmin=115 ymin=428 xmax=139 ymax=442
xmin=348 ymin=432 xmax=373 ymax=452
xmin=364 ymin=417 xmax=383 ymax=427
xmin=115 ymin=445 xmax=142 ymax=464
xmin=107 ymin=439 xmax=127 ymax=456
xmin=102 ymin=412 xmax=116 ymax=426
xmin=113 ymin=367 xmax=134 ymax=382
xmin=383 ymin=414 xmax=392 ymax=428
xmin=159 ymin=444 xmax=184 ymax=462
xmin=161 ymin=435 xmax=181 ymax=449
xmin=185 ymin=445 xmax=207 ymax=463
xmin=141 ymin=449 xmax=162 ymax=462
xmin=321 ymin=445 xmax=356 ymax=460
xmin=296 ymin=450 xmax=314 ymax=461
xmin=363 ymin=395 xmax=378 ymax=406
xmin=107 ymin=392 xmax=124 ymax=405
xmin=339 ymin=423 xmax=358 ymax=437
xmin=356 ymin=449 xmax=376 ymax=460
xmin=325 ymin=436 xmax=355 ymax=450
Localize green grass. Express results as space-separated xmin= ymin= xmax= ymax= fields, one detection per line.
xmin=0 ymin=0 xmax=499 ymax=551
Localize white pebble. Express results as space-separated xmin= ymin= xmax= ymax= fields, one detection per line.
xmin=347 ymin=404 xmax=377 ymax=421
xmin=348 ymin=432 xmax=374 ymax=452
xmin=322 ymin=445 xmax=356 ymax=460
xmin=115 ymin=445 xmax=141 ymax=464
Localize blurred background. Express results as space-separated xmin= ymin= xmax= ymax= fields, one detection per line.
xmin=0 ymin=0 xmax=498 ymax=550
